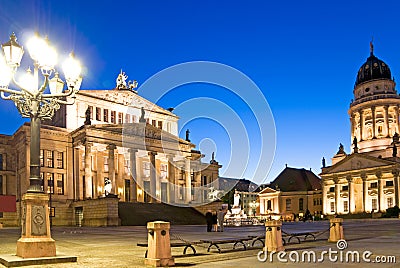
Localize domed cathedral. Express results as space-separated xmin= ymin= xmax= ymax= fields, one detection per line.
xmin=321 ymin=42 xmax=400 ymax=216
xmin=349 ymin=42 xmax=400 ymax=154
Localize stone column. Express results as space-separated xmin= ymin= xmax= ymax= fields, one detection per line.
xmin=322 ymin=180 xmax=328 ymax=215
xmin=396 ymin=105 xmax=400 ymax=134
xmin=362 ymin=174 xmax=368 ymax=212
xmin=129 ymin=148 xmax=138 ymax=202
xmin=376 ymin=171 xmax=383 ymax=212
xmin=84 ymin=142 xmax=93 ymax=199
xmin=346 ymin=175 xmax=353 ymax=214
xmin=195 ymin=171 xmax=201 ymax=202
xmin=107 ymin=144 xmax=116 ymax=195
xmin=393 ymin=170 xmax=400 ymax=207
xmin=351 ymin=113 xmax=356 ymax=142
xmin=334 ymin=177 xmax=340 ymax=214
xmin=372 ymin=106 xmax=376 ymax=139
xmin=149 ymin=152 xmax=157 ymax=203
xmin=385 ymin=105 xmax=390 ymax=137
xmin=74 ymin=147 xmax=81 ymax=200
xmin=185 ymin=158 xmax=191 ymax=203
xmin=359 ymin=110 xmax=364 ymax=141
xmin=167 ymin=155 xmax=175 ymax=204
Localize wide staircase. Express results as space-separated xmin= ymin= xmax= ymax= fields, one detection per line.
xmin=118 ymin=202 xmax=206 ymax=225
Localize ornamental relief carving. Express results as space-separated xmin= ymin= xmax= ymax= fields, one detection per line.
xmin=31 ymin=205 xmax=47 ymax=236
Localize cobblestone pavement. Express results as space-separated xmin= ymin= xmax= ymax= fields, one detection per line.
xmin=0 ymin=219 xmax=399 ymax=267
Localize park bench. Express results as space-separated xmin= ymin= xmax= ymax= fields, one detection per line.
xmin=200 ymin=237 xmax=254 ymax=253
xmin=137 ymin=241 xmax=197 ymax=257
xmin=250 ymin=231 xmax=317 ymax=247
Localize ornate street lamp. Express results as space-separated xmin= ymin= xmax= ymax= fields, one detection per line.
xmin=0 ymin=32 xmax=82 ymax=258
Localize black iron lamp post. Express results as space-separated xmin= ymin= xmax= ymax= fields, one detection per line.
xmin=0 ymin=32 xmax=82 ymax=258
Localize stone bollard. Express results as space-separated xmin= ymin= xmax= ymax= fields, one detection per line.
xmin=328 ymin=218 xmax=344 ymax=242
xmin=144 ymin=221 xmax=175 ymax=267
xmin=265 ymin=220 xmax=284 ymax=252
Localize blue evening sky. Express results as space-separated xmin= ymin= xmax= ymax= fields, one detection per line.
xmin=1 ymin=0 xmax=400 ymax=184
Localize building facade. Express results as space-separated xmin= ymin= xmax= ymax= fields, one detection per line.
xmin=321 ymin=44 xmax=400 ymax=215
xmin=258 ymin=167 xmax=322 ymax=220
xmin=0 ymin=72 xmax=221 ymax=226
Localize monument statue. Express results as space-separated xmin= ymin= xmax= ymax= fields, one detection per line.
xmin=393 ymin=144 xmax=398 ymax=158
xmin=337 ymin=143 xmax=345 ymax=154
xmin=233 ymin=190 xmax=240 ymax=208
xmin=139 ymin=107 xmax=146 ymax=123
xmin=322 ymin=157 xmax=326 ymax=168
xmin=393 ymin=132 xmax=399 ymax=144
xmin=185 ymin=129 xmax=190 ymax=142
xmin=116 ymin=70 xmax=128 ymax=89
xmin=84 ymin=107 xmax=91 ymax=126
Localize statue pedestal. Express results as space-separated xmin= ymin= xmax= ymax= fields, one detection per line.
xmin=16 ymin=193 xmax=56 ymax=258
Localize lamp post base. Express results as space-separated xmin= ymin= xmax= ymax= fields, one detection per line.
xmin=16 ymin=193 xmax=56 ymax=258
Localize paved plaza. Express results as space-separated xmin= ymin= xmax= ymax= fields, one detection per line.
xmin=0 ymin=219 xmax=400 ymax=267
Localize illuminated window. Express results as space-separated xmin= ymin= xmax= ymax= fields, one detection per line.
xmin=47 ymin=173 xmax=54 ymax=194
xmin=96 ymin=107 xmax=101 ymax=121
xmin=143 ymin=162 xmax=150 ymax=177
xmin=56 ymin=151 xmax=63 ymax=169
xmin=125 ymin=114 xmax=131 ymax=123
xmin=344 ymin=200 xmax=348 ymax=212
xmin=388 ymin=197 xmax=393 ymax=208
xmin=111 ymin=111 xmax=116 ymax=123
xmin=118 ymin=112 xmax=123 ymax=124
xmin=285 ymin=199 xmax=291 ymax=210
xmin=160 ymin=164 xmax=167 ymax=179
xmin=104 ymin=157 xmax=108 ymax=172
xmin=372 ymin=199 xmax=378 ymax=211
xmin=103 ymin=109 xmax=109 ymax=122
xmin=88 ymin=106 xmax=93 ymax=119
xmin=40 ymin=150 xmax=44 ymax=167
xmin=56 ymin=174 xmax=64 ymax=195
xmin=46 ymin=151 xmax=54 ymax=168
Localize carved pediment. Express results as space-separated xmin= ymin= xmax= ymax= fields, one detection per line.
xmin=323 ymin=154 xmax=394 ymax=174
xmin=259 ymin=187 xmax=279 ymax=195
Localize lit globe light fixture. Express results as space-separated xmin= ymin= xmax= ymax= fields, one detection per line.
xmin=0 ymin=32 xmax=83 ymax=259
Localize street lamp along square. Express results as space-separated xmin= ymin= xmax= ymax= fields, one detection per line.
xmin=0 ymin=32 xmax=82 ymax=259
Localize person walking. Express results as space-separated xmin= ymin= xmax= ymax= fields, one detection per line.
xmin=212 ymin=211 xmax=218 ymax=232
xmin=205 ymin=210 xmax=213 ymax=232
xmin=217 ymin=209 xmax=226 ymax=232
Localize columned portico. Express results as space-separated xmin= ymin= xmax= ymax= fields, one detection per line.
xmin=167 ymin=155 xmax=175 ymax=203
xmin=346 ymin=176 xmax=354 ymax=213
xmin=129 ymin=148 xmax=138 ymax=202
xmin=185 ymin=158 xmax=191 ymax=203
xmin=334 ymin=177 xmax=340 ymax=214
xmin=393 ymin=170 xmax=400 ymax=206
xmin=149 ymin=152 xmax=157 ymax=203
xmin=107 ymin=144 xmax=117 ymax=195
xmin=376 ymin=171 xmax=383 ymax=212
xmin=362 ymin=174 xmax=368 ymax=212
